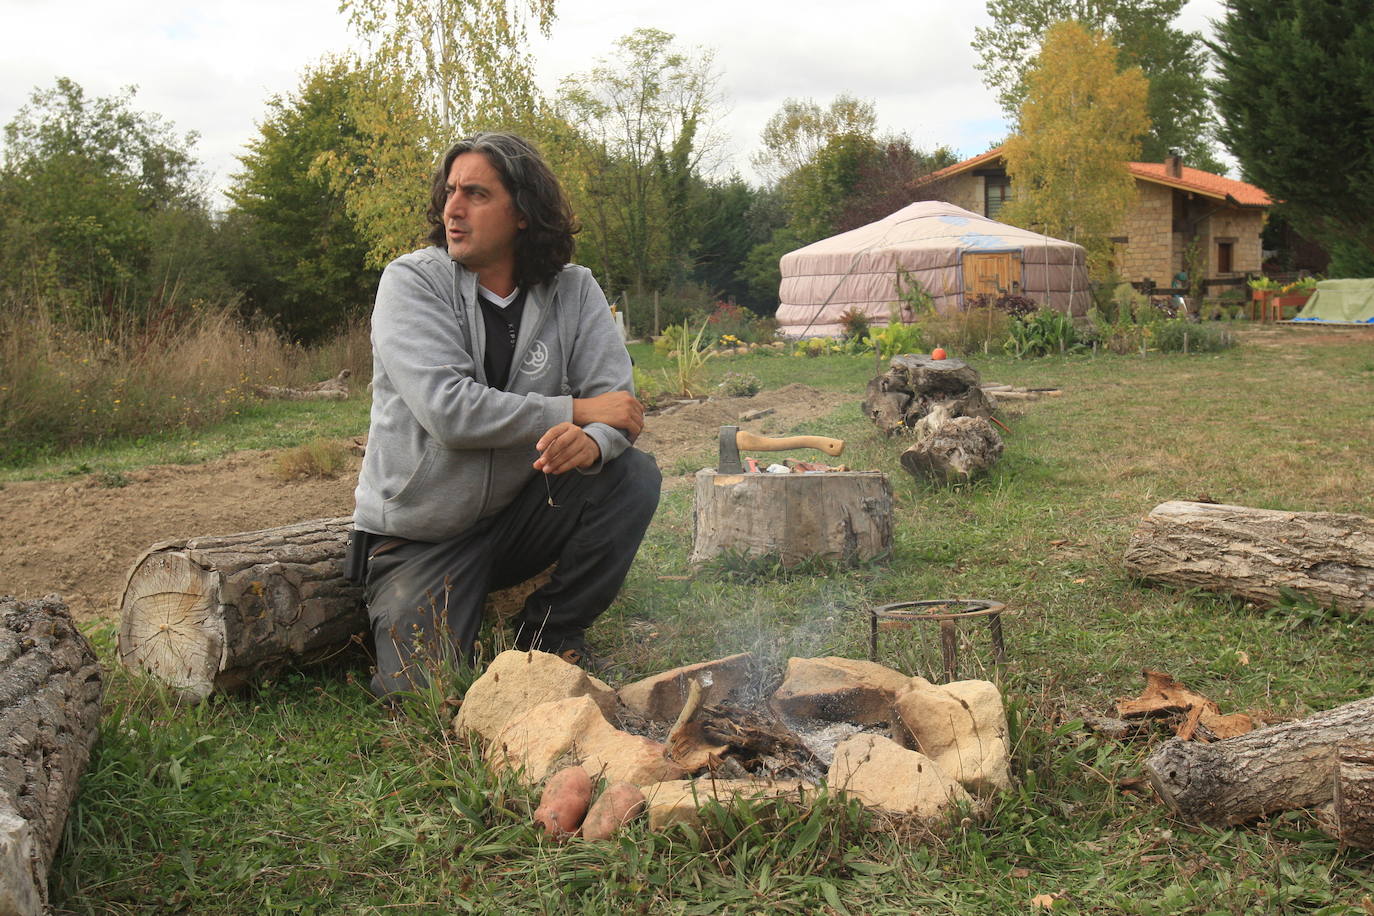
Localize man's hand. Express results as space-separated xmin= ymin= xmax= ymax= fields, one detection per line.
xmin=572 ymin=391 xmax=644 ymax=441
xmin=534 ymin=422 xmax=601 ymax=475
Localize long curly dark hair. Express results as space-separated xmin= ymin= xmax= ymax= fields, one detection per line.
xmin=426 ymin=133 xmax=578 ymax=289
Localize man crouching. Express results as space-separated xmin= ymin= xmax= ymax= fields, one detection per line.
xmin=348 ymin=132 xmax=660 ymax=698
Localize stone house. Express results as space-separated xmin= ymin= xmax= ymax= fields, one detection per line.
xmin=915 ymin=146 xmax=1272 ymax=292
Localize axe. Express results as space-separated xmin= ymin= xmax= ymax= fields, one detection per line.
xmin=717 ymin=425 xmax=845 ymax=474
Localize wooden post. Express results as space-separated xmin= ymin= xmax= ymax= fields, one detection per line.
xmin=653 ymin=290 xmax=661 ymax=338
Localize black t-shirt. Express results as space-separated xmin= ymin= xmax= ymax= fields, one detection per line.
xmin=477 ymin=288 xmax=526 ymax=390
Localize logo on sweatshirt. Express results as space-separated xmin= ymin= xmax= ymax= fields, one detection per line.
xmin=519 ymin=340 xmax=550 ymax=378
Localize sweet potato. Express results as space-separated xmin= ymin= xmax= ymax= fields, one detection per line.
xmin=580 ymin=782 xmax=646 ymax=841
xmin=534 ymin=765 xmax=593 ymax=839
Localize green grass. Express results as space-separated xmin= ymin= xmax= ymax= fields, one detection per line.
xmin=43 ymin=328 xmax=1374 ymax=912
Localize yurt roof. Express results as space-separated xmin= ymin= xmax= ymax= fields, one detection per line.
xmin=780 ymin=200 xmax=1083 ymax=271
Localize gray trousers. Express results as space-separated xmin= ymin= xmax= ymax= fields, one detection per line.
xmin=363 ymin=447 xmax=660 ymax=696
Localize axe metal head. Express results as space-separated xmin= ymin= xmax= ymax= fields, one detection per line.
xmin=718 ymin=425 xmax=742 ymax=473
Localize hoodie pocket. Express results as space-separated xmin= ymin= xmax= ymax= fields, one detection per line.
xmin=382 ymin=445 xmax=439 ymax=511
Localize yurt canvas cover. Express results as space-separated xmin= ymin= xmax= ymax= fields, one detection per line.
xmin=776 ymin=201 xmax=1091 ymax=338
xmin=1290 ymin=278 xmax=1374 ymax=324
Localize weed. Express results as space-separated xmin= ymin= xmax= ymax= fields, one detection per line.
xmin=271 ymin=438 xmax=351 ymax=480
xmin=716 ymin=371 xmax=762 ymax=398
xmin=94 ymin=469 xmax=129 ymax=488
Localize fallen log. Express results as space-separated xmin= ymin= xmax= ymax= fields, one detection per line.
xmin=1144 ymin=694 xmax=1374 ymax=826
xmin=1333 ymin=742 xmax=1374 ymax=849
xmin=1 ymin=596 xmax=103 ymax=916
xmin=252 ymin=369 xmax=351 ymax=401
xmin=1123 ymin=501 xmax=1374 ymax=614
xmin=118 ymin=518 xmax=550 ymax=700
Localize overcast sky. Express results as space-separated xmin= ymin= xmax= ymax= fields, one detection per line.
xmin=1 ymin=0 xmax=1228 ymax=207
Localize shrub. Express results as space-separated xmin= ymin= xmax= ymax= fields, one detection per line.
xmin=1006 ymin=308 xmax=1080 ymax=358
xmin=272 ymin=438 xmax=351 ymax=480
xmin=1150 ymin=319 xmax=1237 ymax=353
xmin=837 ymin=308 xmax=871 ymax=342
xmin=705 ymin=301 xmax=757 ymax=343
xmin=864 ymin=322 xmax=926 ymax=359
xmin=659 ymin=320 xmax=717 ymax=396
xmin=716 ymin=371 xmax=762 ymax=398
xmin=918 ymin=307 xmax=1010 ymax=355
xmin=894 ymin=269 xmax=935 ymax=319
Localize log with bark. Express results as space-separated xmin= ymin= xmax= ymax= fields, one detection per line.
xmin=1123 ymin=501 xmax=1374 ymax=614
xmin=118 ymin=518 xmax=551 ymax=700
xmin=862 ymin=354 xmax=994 ymax=436
xmin=1144 ymin=694 xmax=1374 ymax=826
xmin=1332 ymin=742 xmax=1374 ymax=849
xmin=1 ymin=596 xmax=103 ymax=916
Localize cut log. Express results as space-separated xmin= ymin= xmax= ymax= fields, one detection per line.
xmin=691 ymin=470 xmax=892 ymax=567
xmin=1333 ymin=742 xmax=1374 ymax=849
xmin=1123 ymin=501 xmax=1374 ymax=613
xmin=1 ymin=596 xmax=103 ymax=916
xmin=118 ymin=517 xmax=552 ymax=700
xmin=900 ymin=406 xmax=1003 ymax=483
xmin=1144 ymin=694 xmax=1374 ymax=826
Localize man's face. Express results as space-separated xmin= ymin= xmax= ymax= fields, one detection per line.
xmin=442 ymin=151 xmax=526 ymax=289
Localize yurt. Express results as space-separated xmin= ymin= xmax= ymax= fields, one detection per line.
xmin=776 ymin=201 xmax=1091 ymax=338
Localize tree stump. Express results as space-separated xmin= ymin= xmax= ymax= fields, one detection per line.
xmin=1144 ymin=694 xmax=1374 ymax=826
xmin=118 ymin=518 xmax=551 ymax=700
xmin=1333 ymin=742 xmax=1374 ymax=849
xmin=1122 ymin=501 xmax=1374 ymax=613
xmin=691 ymin=470 xmax=893 ymax=567
xmin=1 ymin=596 xmax=103 ymax=916
xmin=899 ymin=405 xmax=1004 ymax=483
xmin=862 ymin=355 xmax=994 ymax=436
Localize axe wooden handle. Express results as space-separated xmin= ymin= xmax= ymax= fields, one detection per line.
xmin=735 ymin=431 xmax=844 ymax=456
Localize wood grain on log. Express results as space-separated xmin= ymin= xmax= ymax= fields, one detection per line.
xmin=1 ymin=596 xmax=103 ymax=915
xmin=118 ymin=518 xmax=551 ymax=700
xmin=1144 ymin=694 xmax=1374 ymax=826
xmin=1123 ymin=501 xmax=1374 ymax=613
xmin=1333 ymin=742 xmax=1374 ymax=849
xmin=691 ymin=470 xmax=893 ymax=567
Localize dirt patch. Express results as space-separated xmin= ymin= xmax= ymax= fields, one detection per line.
xmin=1 ymin=384 xmax=856 ymax=624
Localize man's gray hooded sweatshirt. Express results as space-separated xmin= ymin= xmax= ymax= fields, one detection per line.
xmin=353 ymin=247 xmax=634 ymax=543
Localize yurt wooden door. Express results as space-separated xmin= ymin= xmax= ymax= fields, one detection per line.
xmin=962 ymin=252 xmax=1022 ymax=297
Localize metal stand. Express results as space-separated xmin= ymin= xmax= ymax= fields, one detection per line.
xmin=867 ymin=599 xmax=1007 ymax=683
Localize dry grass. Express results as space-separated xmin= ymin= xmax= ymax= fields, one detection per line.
xmin=271 ymin=437 xmax=353 ymax=481
xmin=0 ymin=299 xmax=372 ymax=465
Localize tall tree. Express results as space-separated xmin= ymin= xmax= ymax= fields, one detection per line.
xmin=228 ymin=60 xmax=383 ymax=340
xmin=972 ymin=0 xmax=1219 ymax=169
xmin=339 ymin=0 xmax=555 ymax=131
xmin=1001 ymin=21 xmax=1150 ymax=279
xmin=1212 ymin=0 xmax=1374 ymax=274
xmin=0 ymin=77 xmax=217 ymax=312
xmin=751 ymin=94 xmax=877 ymax=184
xmin=557 ymin=28 xmax=724 ymax=296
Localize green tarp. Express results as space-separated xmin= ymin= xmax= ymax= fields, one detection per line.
xmin=1291 ymin=278 xmax=1374 ymax=324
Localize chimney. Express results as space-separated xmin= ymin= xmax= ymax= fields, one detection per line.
xmin=1165 ymin=153 xmax=1183 ymax=178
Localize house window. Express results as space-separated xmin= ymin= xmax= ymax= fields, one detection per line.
xmin=1217 ymin=241 xmax=1234 ymax=274
xmin=984 ymin=175 xmax=1012 ymax=219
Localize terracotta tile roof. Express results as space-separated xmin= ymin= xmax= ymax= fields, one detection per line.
xmin=1127 ymin=161 xmax=1271 ymax=207
xmin=916 ymin=145 xmax=1272 ymax=208
xmin=917 ymin=145 xmax=1006 ymax=184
